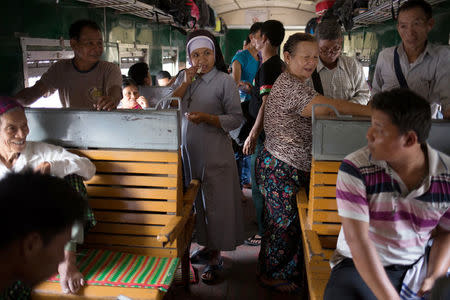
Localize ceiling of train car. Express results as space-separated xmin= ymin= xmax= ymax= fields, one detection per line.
xmin=206 ymin=0 xmax=317 ymax=15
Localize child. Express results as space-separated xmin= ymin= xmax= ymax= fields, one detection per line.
xmin=120 ymin=78 xmax=148 ymax=109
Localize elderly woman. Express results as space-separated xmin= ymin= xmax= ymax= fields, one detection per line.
xmin=256 ymin=33 xmax=371 ymax=293
xmin=172 ymin=30 xmax=245 ymax=284
xmin=0 ymin=96 xmax=95 ymax=295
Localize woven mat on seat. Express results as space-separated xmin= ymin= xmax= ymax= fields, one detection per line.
xmin=173 ymin=261 xmax=197 ymax=284
xmin=48 ymin=249 xmax=179 ymax=292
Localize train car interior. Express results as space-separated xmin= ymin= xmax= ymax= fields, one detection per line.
xmin=1 ymin=0 xmax=449 ymax=299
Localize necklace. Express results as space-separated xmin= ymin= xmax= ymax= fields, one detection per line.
xmin=186 ymin=76 xmax=202 ymax=110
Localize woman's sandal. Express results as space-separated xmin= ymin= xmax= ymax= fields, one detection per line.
xmin=190 ymin=248 xmax=211 ymax=264
xmin=201 ymin=259 xmax=224 ymax=285
xmin=244 ymin=234 xmax=261 ymax=246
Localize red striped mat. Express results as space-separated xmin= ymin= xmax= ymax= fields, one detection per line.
xmin=48 ymin=249 xmax=179 ymax=292
xmin=173 ymin=261 xmax=197 ymax=284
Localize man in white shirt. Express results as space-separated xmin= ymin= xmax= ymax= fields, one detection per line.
xmin=372 ymin=0 xmax=450 ymax=118
xmin=312 ymin=19 xmax=370 ymax=104
xmin=0 ymin=96 xmax=96 ymax=294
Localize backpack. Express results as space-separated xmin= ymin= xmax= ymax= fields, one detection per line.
xmin=195 ymin=0 xmax=210 ymax=28
xmin=157 ymin=0 xmax=195 ymax=27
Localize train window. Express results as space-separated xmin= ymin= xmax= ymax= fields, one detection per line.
xmin=362 ymin=66 xmax=369 ymax=81
xmin=161 ymin=46 xmax=178 ymax=77
xmin=118 ymin=43 xmax=149 ymax=76
xmin=20 ymin=37 xmax=73 ymax=108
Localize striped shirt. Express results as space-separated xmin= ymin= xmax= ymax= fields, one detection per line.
xmin=331 ymin=145 xmax=450 ymax=268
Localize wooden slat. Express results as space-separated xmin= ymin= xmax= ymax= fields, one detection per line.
xmin=93 ymin=161 xmax=177 ymax=175
xmin=32 ymin=281 xmax=162 ymax=300
xmin=314 ymin=199 xmax=338 ymax=210
xmin=304 ymin=160 xmax=341 ymax=300
xmin=319 ymin=236 xmax=338 ymax=249
xmin=86 ymin=174 xmax=177 ymax=187
xmin=71 ymin=149 xmax=178 ymax=163
xmin=87 ymin=186 xmax=177 ymax=200
xmin=89 ymin=199 xmax=177 ymax=212
xmin=313 ymin=173 xmax=338 ymax=185
xmin=90 ymin=223 xmax=163 ymax=235
xmin=309 ymin=269 xmax=332 ymax=280
xmin=84 ymin=233 xmax=176 ymax=248
xmin=308 ymin=279 xmax=329 ymax=300
xmin=312 ymin=185 xmax=336 ymax=198
xmin=312 ymin=224 xmax=341 ymax=236
xmin=305 ymin=230 xmax=325 ymax=259
xmin=157 ymin=216 xmax=182 ymax=243
xmin=313 ymin=211 xmax=341 ymax=223
xmin=323 ymin=249 xmax=334 ymax=260
xmin=93 ymin=211 xmax=172 ymax=225
xmin=83 ymin=244 xmax=178 ymax=258
xmin=296 ymin=187 xmax=308 ymax=209
xmin=312 ymin=161 xmax=341 ymax=172
xmin=31 ymin=149 xmax=195 ymax=300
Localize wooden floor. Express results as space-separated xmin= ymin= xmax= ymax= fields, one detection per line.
xmin=164 ymin=188 xmax=308 ymax=300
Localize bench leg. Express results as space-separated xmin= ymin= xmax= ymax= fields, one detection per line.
xmin=181 ymin=215 xmax=195 ymax=291
xmin=181 ymin=245 xmax=190 ymax=290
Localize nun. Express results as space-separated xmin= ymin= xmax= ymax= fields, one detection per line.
xmin=172 ymin=30 xmax=245 ymax=284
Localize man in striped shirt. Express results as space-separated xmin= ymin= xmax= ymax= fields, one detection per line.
xmin=324 ymin=89 xmax=450 ymax=299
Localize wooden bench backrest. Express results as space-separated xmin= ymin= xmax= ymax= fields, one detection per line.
xmin=71 ymin=149 xmax=183 ymax=258
xmin=307 ymin=159 xmax=341 ymax=259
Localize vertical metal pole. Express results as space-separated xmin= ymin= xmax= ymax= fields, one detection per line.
xmin=103 ymin=7 xmax=107 ymax=42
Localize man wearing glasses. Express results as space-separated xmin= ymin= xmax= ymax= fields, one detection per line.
xmin=372 ymin=0 xmax=450 ymax=119
xmin=16 ymin=19 xmax=122 ymax=111
xmin=311 ymin=19 xmax=370 ymax=105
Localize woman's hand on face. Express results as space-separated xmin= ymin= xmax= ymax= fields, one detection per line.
xmin=34 ymin=161 xmax=51 ymax=174
xmin=243 ymin=135 xmax=256 ymax=155
xmin=137 ymin=96 xmax=148 ymax=109
xmin=184 ymin=66 xmax=200 ymax=84
xmin=185 ymin=112 xmax=207 ymax=124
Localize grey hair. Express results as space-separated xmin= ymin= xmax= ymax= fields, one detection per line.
xmin=316 ymin=19 xmax=343 ymax=41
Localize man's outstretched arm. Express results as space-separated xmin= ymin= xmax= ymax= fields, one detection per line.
xmin=15 ymin=81 xmax=49 ymax=106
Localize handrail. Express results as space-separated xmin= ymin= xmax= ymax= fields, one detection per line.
xmin=311 ymin=103 xmax=352 ymax=126
xmin=146 ymin=97 xmax=181 ymax=111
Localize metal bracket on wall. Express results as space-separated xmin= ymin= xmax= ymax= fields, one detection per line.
xmin=76 ymin=0 xmax=174 ymax=24
xmin=353 ymin=0 xmax=446 ymax=28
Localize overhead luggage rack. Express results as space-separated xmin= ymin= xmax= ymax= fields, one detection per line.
xmin=76 ymin=0 xmax=175 ymax=24
xmin=353 ymin=0 xmax=446 ymax=27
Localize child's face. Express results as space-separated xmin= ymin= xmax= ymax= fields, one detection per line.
xmin=122 ymin=85 xmax=139 ymax=108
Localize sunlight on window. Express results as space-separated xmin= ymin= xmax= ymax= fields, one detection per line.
xmin=362 ymin=66 xmax=369 ymax=81
xmin=28 ymin=76 xmax=62 ymax=108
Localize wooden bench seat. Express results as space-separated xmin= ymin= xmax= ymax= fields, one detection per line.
xmin=32 ymin=149 xmax=199 ymax=300
xmin=297 ymin=159 xmax=341 ymax=300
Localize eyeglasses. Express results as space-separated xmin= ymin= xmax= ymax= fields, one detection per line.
xmin=319 ymin=46 xmax=341 ymax=55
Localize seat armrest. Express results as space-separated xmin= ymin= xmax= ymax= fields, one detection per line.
xmin=297 ymin=187 xmax=308 ymax=209
xmin=305 ymin=229 xmax=326 ymax=261
xmin=157 ymin=180 xmax=200 ymax=244
xmin=181 ymin=179 xmax=200 ymax=218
